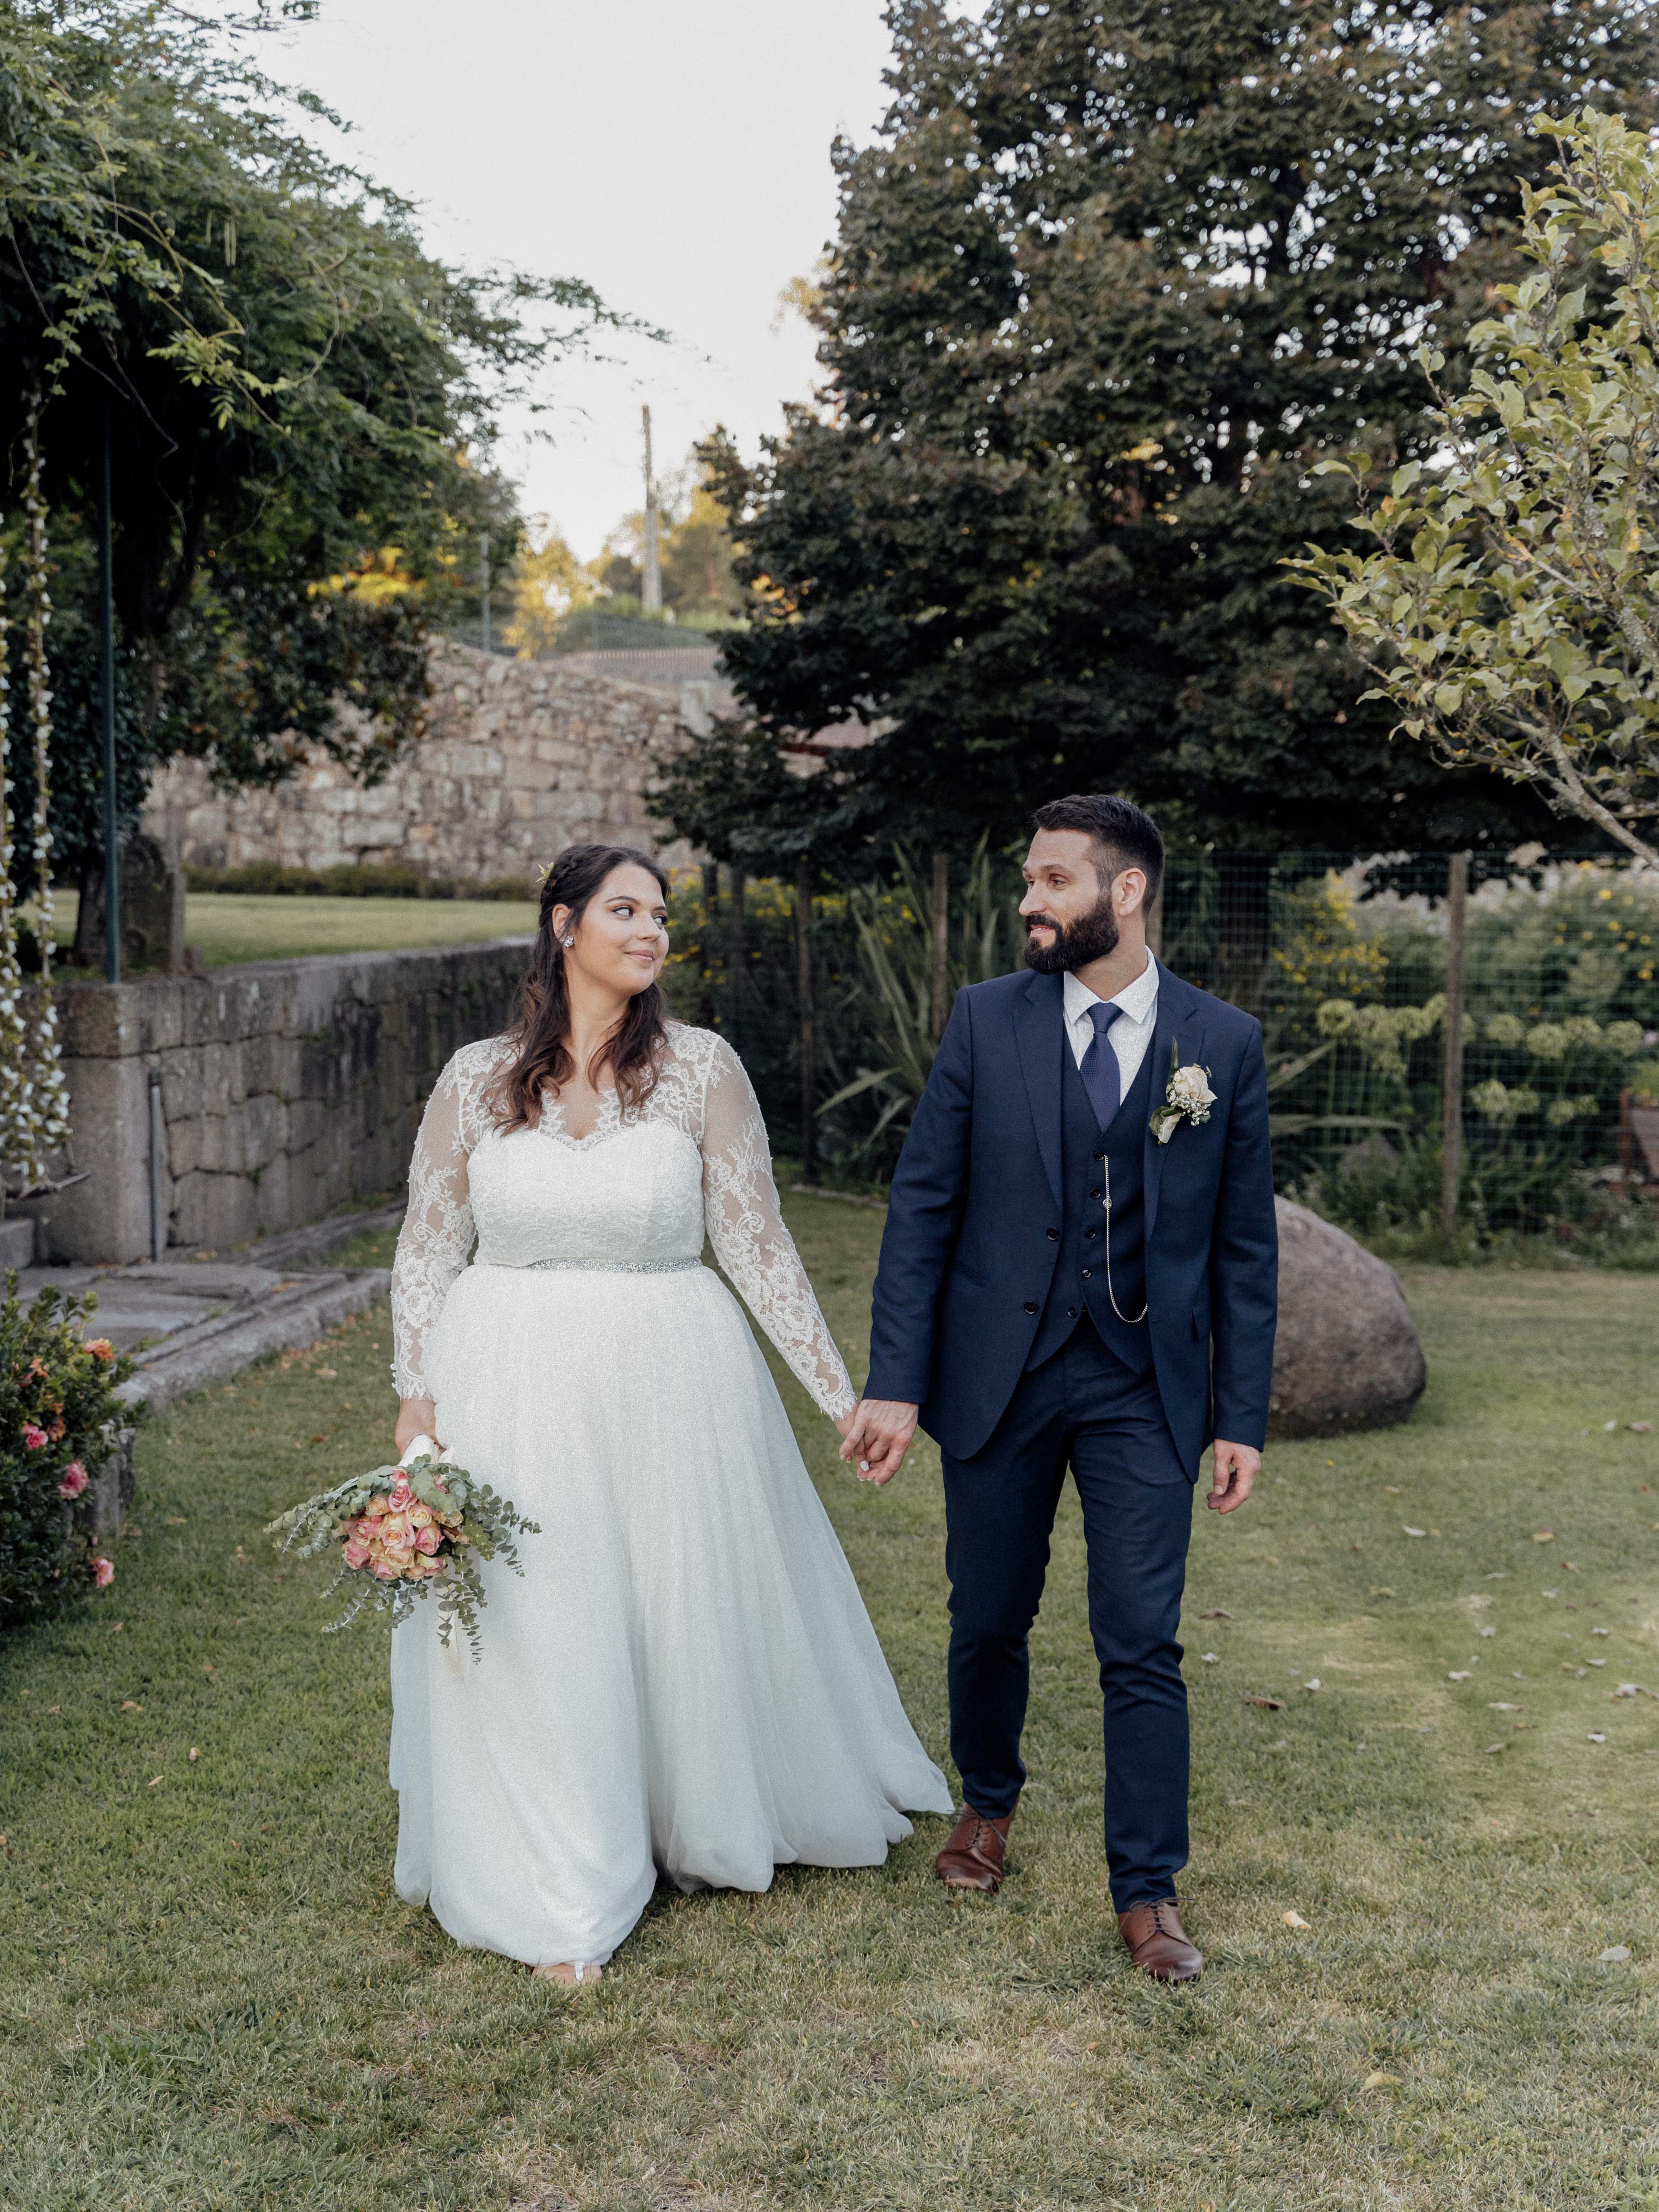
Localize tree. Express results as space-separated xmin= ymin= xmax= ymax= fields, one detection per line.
xmin=0 ymin=0 xmax=619 ymax=873
xmin=690 ymin=0 xmax=1659 ymax=863
xmin=1294 ymin=110 xmax=1659 ymax=871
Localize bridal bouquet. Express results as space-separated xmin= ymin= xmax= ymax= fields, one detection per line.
xmin=266 ymin=1437 xmax=538 ymax=1659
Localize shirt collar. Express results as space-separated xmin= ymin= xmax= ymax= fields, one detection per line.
xmin=1063 ymin=952 xmax=1160 ymax=1027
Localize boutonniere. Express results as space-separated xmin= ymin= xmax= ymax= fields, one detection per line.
xmin=1149 ymin=1043 xmax=1216 ymax=1146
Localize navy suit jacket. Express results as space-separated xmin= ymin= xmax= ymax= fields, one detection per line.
xmin=865 ymin=964 xmax=1278 ymax=1470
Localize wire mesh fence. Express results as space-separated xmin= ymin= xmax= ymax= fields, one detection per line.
xmin=662 ymin=849 xmax=1659 ymax=1253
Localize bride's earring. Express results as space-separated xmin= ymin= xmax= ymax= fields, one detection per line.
xmin=562 ymin=935 xmax=574 ymax=949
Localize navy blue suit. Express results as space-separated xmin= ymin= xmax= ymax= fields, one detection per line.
xmin=866 ymin=963 xmax=1277 ymax=1908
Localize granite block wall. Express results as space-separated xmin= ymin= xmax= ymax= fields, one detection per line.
xmin=140 ymin=641 xmax=693 ymax=879
xmin=22 ymin=939 xmax=531 ymax=1264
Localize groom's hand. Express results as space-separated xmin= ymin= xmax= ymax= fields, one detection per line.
xmin=1207 ymin=1439 xmax=1260 ymax=1514
xmin=839 ymin=1399 xmax=919 ymax=1486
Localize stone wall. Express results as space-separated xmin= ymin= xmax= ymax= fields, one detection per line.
xmin=19 ymin=940 xmax=530 ymax=1265
xmin=141 ymin=641 xmax=692 ymax=879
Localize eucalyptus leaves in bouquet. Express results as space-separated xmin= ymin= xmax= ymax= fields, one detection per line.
xmin=266 ymin=1443 xmax=538 ymax=1660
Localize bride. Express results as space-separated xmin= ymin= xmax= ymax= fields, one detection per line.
xmin=387 ymin=842 xmax=950 ymax=1985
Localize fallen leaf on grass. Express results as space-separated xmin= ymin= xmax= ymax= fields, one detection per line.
xmin=1593 ymin=1626 xmax=1611 ymax=1636
xmin=1449 ymin=1671 xmax=1472 ymax=1681
xmin=1362 ymin=2071 xmax=1403 ymax=2090
xmin=1383 ymin=1486 xmax=1401 ymax=1494
xmin=1371 ymin=1586 xmax=1396 ymax=1598
xmin=1200 ymin=1652 xmax=1220 ymax=1664
xmin=148 ymin=1775 xmax=163 ymax=1787
xmin=1281 ymin=1911 xmax=1312 ymax=1930
xmin=1489 ymin=1702 xmax=1520 ymax=1711
xmin=1201 ymin=1608 xmax=1234 ymax=1619
xmin=1482 ymin=1743 xmax=1507 ymax=1755
xmin=1587 ymin=1732 xmax=1607 ymax=1744
xmin=119 ymin=1700 xmax=141 ymax=1713
xmin=1630 ymin=1422 xmax=1652 ymax=1435
xmin=1303 ymin=1678 xmax=1322 ymax=1691
xmin=1604 ymin=1421 xmax=1619 ymax=1432
xmin=188 ymin=1747 xmax=199 ymax=1762
xmin=1532 ymin=1530 xmax=1556 ymax=1544
xmin=1244 ymin=1695 xmax=1284 ymax=1710
xmin=1402 ymin=1526 xmax=1426 ymax=1538
xmin=1597 ymin=1945 xmax=1632 ymax=1963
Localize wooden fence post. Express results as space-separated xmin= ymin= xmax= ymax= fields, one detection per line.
xmin=728 ymin=866 xmax=746 ymax=1052
xmin=931 ymin=851 xmax=950 ymax=1042
xmin=1440 ymin=851 xmax=1470 ymax=1240
xmin=796 ymin=853 xmax=817 ymax=1185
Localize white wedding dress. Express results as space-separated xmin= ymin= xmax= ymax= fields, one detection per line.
xmin=386 ymin=1021 xmax=950 ymax=1969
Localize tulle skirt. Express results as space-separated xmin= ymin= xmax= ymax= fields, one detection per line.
xmin=389 ymin=1260 xmax=951 ymax=1967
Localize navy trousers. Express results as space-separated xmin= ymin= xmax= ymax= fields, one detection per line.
xmin=940 ymin=1317 xmax=1195 ymax=1913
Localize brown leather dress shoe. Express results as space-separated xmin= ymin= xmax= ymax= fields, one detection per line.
xmin=1117 ymin=1898 xmax=1205 ymax=1982
xmin=935 ymin=1805 xmax=1013 ymax=1892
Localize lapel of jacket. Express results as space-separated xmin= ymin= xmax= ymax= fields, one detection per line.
xmin=1014 ymin=971 xmax=1065 ymax=1210
xmin=1142 ymin=965 xmax=1207 ymax=1248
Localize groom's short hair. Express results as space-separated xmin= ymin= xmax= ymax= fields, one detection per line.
xmin=1030 ymin=794 xmax=1164 ymax=905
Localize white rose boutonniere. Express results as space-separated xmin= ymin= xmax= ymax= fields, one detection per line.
xmin=1149 ymin=1046 xmax=1217 ymax=1146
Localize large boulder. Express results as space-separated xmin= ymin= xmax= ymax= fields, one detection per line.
xmin=1268 ymin=1197 xmax=1426 ymax=1439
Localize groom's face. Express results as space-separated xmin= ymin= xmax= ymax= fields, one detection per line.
xmin=1020 ymin=830 xmax=1121 ymax=974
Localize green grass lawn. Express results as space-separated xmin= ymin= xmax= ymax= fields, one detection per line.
xmin=3 ymin=1205 xmax=1658 ymax=2211
xmin=47 ymin=890 xmax=539 ymax=968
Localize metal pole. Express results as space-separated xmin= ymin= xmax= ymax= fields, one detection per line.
xmin=641 ymin=403 xmax=662 ymax=613
xmin=930 ymin=851 xmax=950 ymax=1042
xmin=1439 ymin=851 xmax=1470 ymax=1240
xmin=797 ymin=852 xmax=817 ymax=1185
xmin=99 ymin=401 xmax=120 ymax=985
xmin=147 ymin=1066 xmax=165 ymax=1261
xmin=479 ymin=530 xmax=491 ymax=654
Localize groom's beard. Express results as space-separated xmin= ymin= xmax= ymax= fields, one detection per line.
xmin=1023 ymin=893 xmax=1120 ymax=975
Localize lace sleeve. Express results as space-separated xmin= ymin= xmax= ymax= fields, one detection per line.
xmin=390 ymin=1050 xmax=483 ymax=1399
xmin=700 ymin=1037 xmax=856 ymax=1421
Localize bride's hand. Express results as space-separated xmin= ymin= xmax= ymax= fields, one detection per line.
xmin=395 ymin=1397 xmax=443 ymax=1461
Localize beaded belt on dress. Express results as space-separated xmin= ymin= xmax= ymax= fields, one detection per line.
xmin=519 ymin=1257 xmax=703 ymax=1274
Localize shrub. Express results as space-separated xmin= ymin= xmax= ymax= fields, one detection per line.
xmin=0 ymin=1275 xmax=139 ymax=1630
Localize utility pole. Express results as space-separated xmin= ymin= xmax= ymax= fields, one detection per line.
xmin=98 ymin=400 xmax=120 ymax=985
xmin=479 ymin=531 xmax=491 ymax=654
xmin=641 ymin=403 xmax=662 ymax=613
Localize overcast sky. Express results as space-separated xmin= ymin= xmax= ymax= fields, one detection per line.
xmin=244 ymin=0 xmax=902 ymax=559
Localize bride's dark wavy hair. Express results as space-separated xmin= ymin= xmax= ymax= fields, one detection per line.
xmin=491 ymin=843 xmax=672 ymax=1133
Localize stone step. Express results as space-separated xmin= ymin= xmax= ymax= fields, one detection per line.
xmin=115 ymin=1268 xmax=391 ymax=1414
xmin=0 ymin=1215 xmax=36 ymax=1271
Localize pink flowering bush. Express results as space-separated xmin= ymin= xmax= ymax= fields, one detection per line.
xmin=266 ymin=1442 xmax=537 ymax=1658
xmin=1 ymin=1272 xmax=137 ymax=1630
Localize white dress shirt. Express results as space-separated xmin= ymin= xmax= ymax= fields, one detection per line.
xmin=1062 ymin=953 xmax=1161 ymax=1097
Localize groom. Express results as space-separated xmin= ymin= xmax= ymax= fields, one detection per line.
xmin=840 ymin=795 xmax=1277 ymax=1982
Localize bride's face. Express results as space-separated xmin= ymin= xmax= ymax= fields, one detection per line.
xmin=556 ymin=864 xmax=670 ymax=998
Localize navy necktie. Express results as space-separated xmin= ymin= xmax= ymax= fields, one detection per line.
xmin=1080 ymin=1000 xmax=1124 ymax=1130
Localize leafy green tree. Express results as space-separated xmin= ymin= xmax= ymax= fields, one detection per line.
xmin=693 ymin=0 xmax=1659 ymax=864
xmin=0 ymin=0 xmax=619 ymax=872
xmin=1295 ymin=110 xmax=1659 ymax=870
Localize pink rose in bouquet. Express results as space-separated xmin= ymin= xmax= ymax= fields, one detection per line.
xmin=267 ymin=1433 xmax=537 ymax=1658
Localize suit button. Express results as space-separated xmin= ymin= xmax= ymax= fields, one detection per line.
xmin=1023 ymin=1300 xmax=1038 ymax=1315
xmin=1080 ymin=1269 xmax=1092 ymax=1280
xmin=1084 ymin=1227 xmax=1098 ymax=1240
xmin=1066 ymin=1306 xmax=1078 ymax=1318
xmin=1089 ymin=1189 xmax=1103 ymax=1201
xmin=1046 ymin=1227 xmax=1059 ymax=1241
xmin=1092 ymin=1145 xmax=1107 ymax=1160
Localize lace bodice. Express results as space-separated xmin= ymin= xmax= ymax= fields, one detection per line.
xmin=389 ymin=1024 xmax=856 ymax=1420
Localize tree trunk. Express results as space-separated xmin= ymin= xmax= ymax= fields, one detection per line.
xmin=930 ymin=851 xmax=950 ymax=1042
xmin=700 ymin=862 xmax=720 ymax=1024
xmin=797 ymin=853 xmax=817 ymax=1185
xmin=727 ymin=866 xmax=747 ymax=1050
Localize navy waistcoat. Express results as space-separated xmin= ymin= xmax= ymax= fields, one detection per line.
xmin=1025 ymin=1028 xmax=1157 ymax=1373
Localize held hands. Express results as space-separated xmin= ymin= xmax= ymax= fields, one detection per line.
xmin=1207 ymin=1439 xmax=1260 ymax=1513
xmin=837 ymin=1399 xmax=920 ymax=1486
